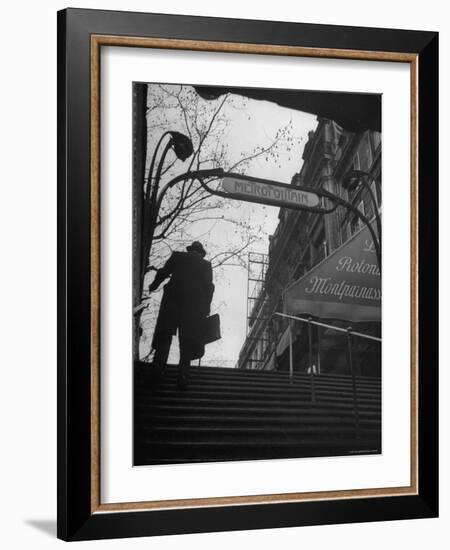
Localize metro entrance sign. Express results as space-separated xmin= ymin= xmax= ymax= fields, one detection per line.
xmin=213 ymin=171 xmax=380 ymax=268
xmin=221 ymin=174 xmax=321 ymax=210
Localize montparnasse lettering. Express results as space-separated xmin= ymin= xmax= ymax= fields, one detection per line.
xmin=222 ymin=177 xmax=320 ymax=209
xmin=304 ymin=275 xmax=381 ymax=302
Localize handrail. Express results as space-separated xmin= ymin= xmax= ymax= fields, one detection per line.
xmin=274 ymin=312 xmax=381 ymax=343
xmin=274 ymin=312 xmax=377 ymax=439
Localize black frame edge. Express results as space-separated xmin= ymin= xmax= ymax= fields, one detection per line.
xmin=64 ymin=7 xmax=436 ymax=53
xmin=57 ymin=7 xmax=93 ymax=541
xmin=71 ymin=495 xmax=437 ymax=541
xmin=417 ymin=32 xmax=439 ymax=517
xmin=57 ymin=8 xmax=68 ymax=542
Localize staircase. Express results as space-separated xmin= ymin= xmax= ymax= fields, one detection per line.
xmin=134 ymin=363 xmax=381 ymax=465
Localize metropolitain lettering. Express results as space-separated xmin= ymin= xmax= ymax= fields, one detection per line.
xmin=232 ymin=180 xmax=316 ymax=207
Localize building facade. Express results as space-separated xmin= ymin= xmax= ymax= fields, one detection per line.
xmin=237 ymin=118 xmax=382 ymax=377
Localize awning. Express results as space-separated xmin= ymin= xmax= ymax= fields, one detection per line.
xmin=283 ymin=225 xmax=381 ymax=323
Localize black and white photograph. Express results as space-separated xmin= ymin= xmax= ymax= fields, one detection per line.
xmin=132 ymin=82 xmax=382 ymax=466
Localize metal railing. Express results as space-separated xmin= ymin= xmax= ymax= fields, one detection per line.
xmin=275 ymin=312 xmax=381 ymax=439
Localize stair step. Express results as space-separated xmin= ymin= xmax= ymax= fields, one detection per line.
xmin=134 ymin=448 xmax=380 ymax=465
xmin=138 ymin=425 xmax=381 ymax=442
xmin=139 ymin=396 xmax=381 ymax=411
xmin=135 ymin=364 xmax=381 ymax=387
xmin=137 ymin=437 xmax=380 ymax=458
xmin=136 ymin=365 xmax=381 ymax=387
xmin=137 ymin=368 xmax=381 ymax=384
xmin=135 ymin=377 xmax=381 ymax=393
xmin=134 ymin=447 xmax=381 ymax=465
xmin=136 ymin=404 xmax=381 ymax=419
xmin=135 ymin=387 xmax=380 ymax=403
xmin=136 ymin=414 xmax=381 ymax=427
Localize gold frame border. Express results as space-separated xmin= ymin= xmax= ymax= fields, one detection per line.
xmin=90 ymin=35 xmax=419 ymax=514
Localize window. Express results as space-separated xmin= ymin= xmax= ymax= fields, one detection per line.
xmin=349 ymin=200 xmax=365 ymax=235
xmin=371 ymin=131 xmax=382 ymax=151
xmin=371 ymin=178 xmax=382 ymax=209
xmin=311 ymin=227 xmax=326 ymax=265
xmin=358 ymin=133 xmax=373 ymax=171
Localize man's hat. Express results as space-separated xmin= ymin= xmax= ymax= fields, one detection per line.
xmin=186 ymin=241 xmax=206 ymax=257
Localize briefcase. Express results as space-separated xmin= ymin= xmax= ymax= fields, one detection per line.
xmin=202 ymin=313 xmax=221 ymax=345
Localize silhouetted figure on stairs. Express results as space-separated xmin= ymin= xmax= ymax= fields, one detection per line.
xmin=148 ymin=241 xmax=214 ymax=389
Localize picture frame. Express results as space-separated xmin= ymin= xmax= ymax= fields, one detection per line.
xmin=57 ymin=7 xmax=438 ymax=541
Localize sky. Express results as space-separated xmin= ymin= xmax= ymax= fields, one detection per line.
xmin=139 ymin=84 xmax=317 ymax=367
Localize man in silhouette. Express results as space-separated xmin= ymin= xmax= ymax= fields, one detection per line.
xmin=149 ymin=241 xmax=214 ymax=389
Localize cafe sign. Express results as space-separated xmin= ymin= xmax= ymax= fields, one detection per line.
xmin=283 ymin=225 xmax=381 ymax=322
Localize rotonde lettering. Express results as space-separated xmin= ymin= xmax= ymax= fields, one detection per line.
xmin=336 ymin=256 xmax=380 ymax=276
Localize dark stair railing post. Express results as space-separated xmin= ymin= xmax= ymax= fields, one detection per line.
xmin=317 ymin=325 xmax=322 ymax=374
xmin=308 ymin=317 xmax=316 ymax=403
xmin=288 ymin=319 xmax=294 ymax=384
xmin=347 ymin=327 xmax=361 ymax=440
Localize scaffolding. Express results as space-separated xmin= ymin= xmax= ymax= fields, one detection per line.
xmin=246 ymin=252 xmax=269 ymax=333
xmin=238 ymin=252 xmax=273 ymax=370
